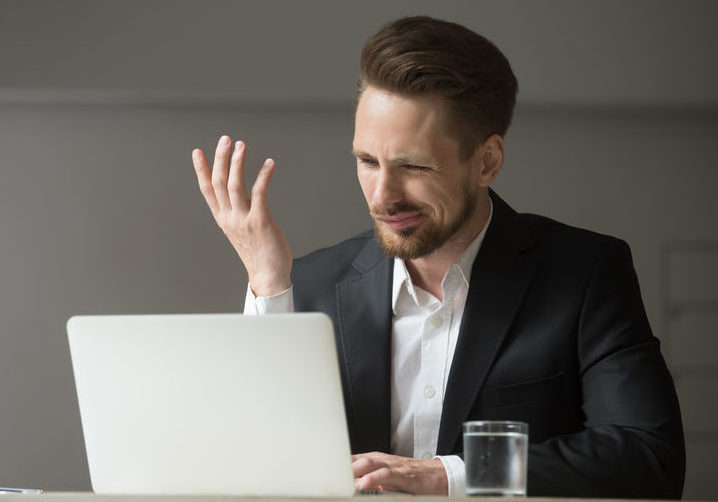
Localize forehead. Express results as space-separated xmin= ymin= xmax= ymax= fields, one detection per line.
xmin=353 ymin=86 xmax=459 ymax=159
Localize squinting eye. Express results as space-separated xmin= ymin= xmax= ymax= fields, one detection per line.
xmin=359 ymin=158 xmax=378 ymax=166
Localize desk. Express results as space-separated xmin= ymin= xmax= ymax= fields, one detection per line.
xmin=0 ymin=495 xmax=707 ymax=502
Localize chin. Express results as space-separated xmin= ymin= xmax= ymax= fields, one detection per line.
xmin=373 ymin=222 xmax=440 ymax=260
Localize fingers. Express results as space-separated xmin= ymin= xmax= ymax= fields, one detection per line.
xmin=353 ymin=453 xmax=396 ymax=492
xmin=194 ymin=136 xmax=277 ymax=224
xmin=355 ymin=467 xmax=395 ymax=492
xmin=192 ymin=148 xmax=219 ymax=215
xmin=352 ymin=453 xmax=448 ymax=495
xmin=250 ymin=158 xmax=276 ymax=210
xmin=211 ymin=135 xmax=233 ymax=212
xmin=228 ymin=140 xmax=249 ymax=212
xmin=352 ymin=455 xmax=386 ymax=479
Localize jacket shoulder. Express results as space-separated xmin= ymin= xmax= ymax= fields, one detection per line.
xmin=292 ymin=229 xmax=377 ymax=284
xmin=519 ymin=212 xmax=630 ymax=259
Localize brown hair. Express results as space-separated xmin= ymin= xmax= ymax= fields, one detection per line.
xmin=359 ymin=16 xmax=518 ymax=160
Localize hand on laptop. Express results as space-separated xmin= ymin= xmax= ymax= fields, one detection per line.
xmin=192 ymin=136 xmax=292 ymax=296
xmin=352 ymin=452 xmax=448 ymax=495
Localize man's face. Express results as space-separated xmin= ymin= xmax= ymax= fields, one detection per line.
xmin=353 ymin=86 xmax=480 ymax=260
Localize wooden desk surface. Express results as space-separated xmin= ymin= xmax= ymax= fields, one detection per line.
xmin=0 ymin=495 xmax=710 ymax=502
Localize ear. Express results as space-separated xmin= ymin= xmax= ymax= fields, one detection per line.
xmin=471 ymin=134 xmax=504 ymax=187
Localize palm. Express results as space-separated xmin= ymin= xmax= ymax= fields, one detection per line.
xmin=192 ymin=136 xmax=292 ymax=296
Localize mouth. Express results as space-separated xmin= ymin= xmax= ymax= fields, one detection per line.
xmin=376 ymin=213 xmax=423 ymax=230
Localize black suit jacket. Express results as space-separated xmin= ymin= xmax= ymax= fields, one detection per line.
xmin=291 ymin=191 xmax=685 ymax=498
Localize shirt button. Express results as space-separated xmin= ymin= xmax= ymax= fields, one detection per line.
xmin=424 ymin=386 xmax=436 ymax=399
xmin=429 ymin=315 xmax=442 ymax=329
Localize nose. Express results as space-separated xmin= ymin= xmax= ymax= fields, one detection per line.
xmin=371 ymin=166 xmax=403 ymax=207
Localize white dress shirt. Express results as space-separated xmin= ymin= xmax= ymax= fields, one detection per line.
xmin=244 ymin=203 xmax=492 ymax=496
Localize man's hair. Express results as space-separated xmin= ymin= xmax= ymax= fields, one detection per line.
xmin=359 ymin=16 xmax=518 ymax=160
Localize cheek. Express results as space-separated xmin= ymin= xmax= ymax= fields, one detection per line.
xmin=415 ymin=182 xmax=458 ymax=217
xmin=356 ymin=169 xmax=374 ymax=202
xmin=407 ymin=180 xmax=445 ymax=207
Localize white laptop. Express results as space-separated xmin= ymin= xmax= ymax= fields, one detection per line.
xmin=67 ymin=313 xmax=354 ymax=496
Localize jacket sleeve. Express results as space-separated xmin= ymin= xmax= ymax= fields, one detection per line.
xmin=527 ymin=240 xmax=685 ymax=498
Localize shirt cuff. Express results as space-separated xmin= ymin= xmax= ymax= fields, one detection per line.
xmin=243 ymin=283 xmax=294 ymax=314
xmin=436 ymin=455 xmax=465 ymax=497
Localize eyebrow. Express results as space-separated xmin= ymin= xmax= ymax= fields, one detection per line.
xmin=351 ymin=149 xmax=374 ymax=159
xmin=351 ymin=149 xmax=434 ymax=166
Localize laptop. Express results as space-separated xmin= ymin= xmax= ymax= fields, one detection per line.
xmin=67 ymin=313 xmax=354 ymax=496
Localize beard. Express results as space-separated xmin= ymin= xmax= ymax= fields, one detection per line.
xmin=371 ymin=185 xmax=479 ymax=260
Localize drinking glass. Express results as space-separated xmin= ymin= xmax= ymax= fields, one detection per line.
xmin=463 ymin=421 xmax=528 ymax=496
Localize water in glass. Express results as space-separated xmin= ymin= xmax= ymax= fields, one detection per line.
xmin=464 ymin=431 xmax=527 ymax=496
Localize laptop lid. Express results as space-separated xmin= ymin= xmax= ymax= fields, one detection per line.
xmin=67 ymin=313 xmax=354 ymax=496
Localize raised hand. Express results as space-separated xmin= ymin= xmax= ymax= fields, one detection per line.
xmin=192 ymin=135 xmax=292 ymax=296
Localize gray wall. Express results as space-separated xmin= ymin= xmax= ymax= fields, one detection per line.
xmin=1 ymin=0 xmax=717 ymax=498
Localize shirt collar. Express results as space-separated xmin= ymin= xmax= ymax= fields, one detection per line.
xmin=391 ymin=199 xmax=493 ymax=314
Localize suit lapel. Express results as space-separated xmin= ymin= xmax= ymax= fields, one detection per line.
xmin=437 ymin=191 xmax=539 ymax=454
xmin=336 ymin=238 xmax=393 ymax=453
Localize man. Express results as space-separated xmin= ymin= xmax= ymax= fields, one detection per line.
xmin=191 ymin=16 xmax=684 ymax=498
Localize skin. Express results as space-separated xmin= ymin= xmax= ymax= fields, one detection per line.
xmin=192 ymin=138 xmax=292 ymax=296
xmin=353 ymin=86 xmax=504 ymax=299
xmin=352 ymin=451 xmax=448 ymax=494
xmin=191 ymin=85 xmax=504 ymax=494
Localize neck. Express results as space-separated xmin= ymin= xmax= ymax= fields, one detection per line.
xmin=405 ymin=191 xmax=491 ymax=300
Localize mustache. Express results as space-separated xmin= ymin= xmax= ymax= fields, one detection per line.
xmin=370 ymin=202 xmax=424 ymax=217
